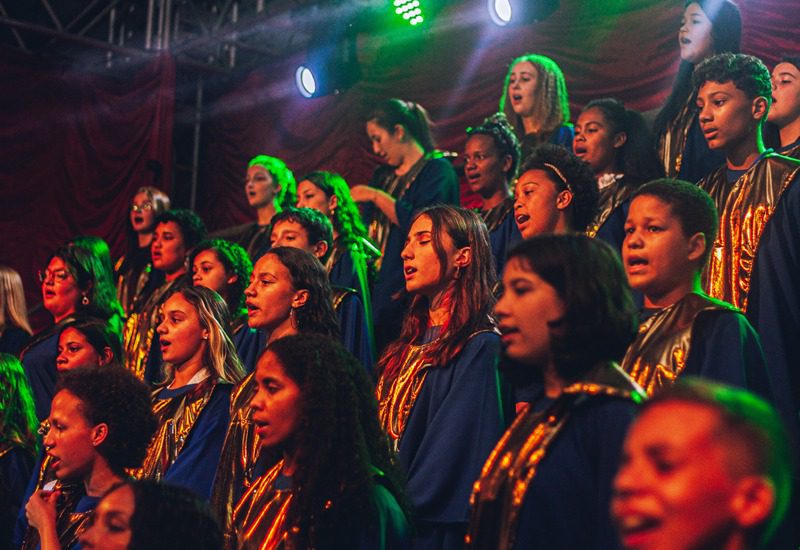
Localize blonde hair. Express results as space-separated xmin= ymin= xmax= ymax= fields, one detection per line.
xmin=0 ymin=266 xmax=32 ymax=335
xmin=161 ymin=286 xmax=246 ymax=385
xmin=499 ymin=54 xmax=570 ymax=143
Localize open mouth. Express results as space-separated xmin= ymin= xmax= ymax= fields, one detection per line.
xmin=48 ymin=454 xmax=62 ymax=471
xmin=133 ymin=215 xmax=144 ymax=224
xmin=626 ymin=256 xmax=648 ymax=274
xmin=702 ymin=128 xmax=718 ymax=140
xmin=515 ymin=213 xmax=530 ymax=225
xmin=160 ymin=338 xmax=171 ymax=352
xmin=404 ymin=266 xmax=417 ymax=279
xmin=616 ymin=514 xmax=662 ymax=546
xmin=574 ymin=145 xmax=588 ymax=156
xmin=511 ymin=94 xmax=523 ymax=103
xmin=246 ymin=302 xmax=259 ymax=315
xmin=680 ymin=37 xmax=691 ymax=45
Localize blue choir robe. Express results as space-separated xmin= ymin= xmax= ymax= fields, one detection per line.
xmin=21 ymin=325 xmax=64 ymax=421
xmin=479 ymin=197 xmax=520 ymax=277
xmin=232 ymin=319 xmax=266 ymax=374
xmin=1 ymin=445 xmax=35 ymax=549
xmin=378 ymin=330 xmax=506 ymax=549
xmin=334 ymin=288 xmax=375 ymax=373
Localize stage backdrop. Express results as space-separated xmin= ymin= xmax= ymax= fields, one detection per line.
xmin=0 ymin=0 xmax=796 ymax=327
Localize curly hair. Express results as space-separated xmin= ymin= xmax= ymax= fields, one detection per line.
xmin=109 ymin=479 xmax=222 ymax=550
xmin=56 ymin=366 xmax=157 ymax=472
xmin=367 ymin=98 xmax=436 ymax=152
xmin=379 ymin=205 xmax=497 ymax=382
xmin=654 ymin=0 xmax=741 ymax=134
xmin=0 ymin=353 xmax=39 ymax=455
xmin=632 ymin=179 xmax=718 ymax=266
xmin=467 ymin=112 xmax=522 ymax=180
xmin=506 ymin=235 xmax=638 ymax=381
xmin=500 ymin=53 xmax=570 ymax=144
xmin=248 ymin=155 xmax=297 ymax=210
xmin=154 ymin=209 xmax=208 ymax=252
xmin=269 ymin=207 xmax=334 ymax=263
xmin=580 ymin=98 xmax=663 ymax=182
xmin=642 ymin=378 xmax=792 ymax=549
xmin=58 ymin=317 xmax=122 ymax=366
xmin=518 ymin=144 xmax=599 ymax=232
xmin=189 ymin=239 xmax=252 ymax=318
xmin=160 ymin=286 xmax=246 ymax=385
xmin=264 ymin=334 xmax=411 ymax=547
xmin=49 ymin=238 xmax=124 ymax=333
xmin=693 ymin=52 xmax=772 ymax=101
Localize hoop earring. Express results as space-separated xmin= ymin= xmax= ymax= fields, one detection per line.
xmin=81 ymin=295 xmax=90 ymax=306
xmin=454 ymin=265 xmax=462 ymax=280
xmin=290 ymin=307 xmax=298 ymax=329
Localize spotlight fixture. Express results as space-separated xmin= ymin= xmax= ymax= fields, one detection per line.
xmin=487 ymin=0 xmax=559 ymax=26
xmin=295 ymin=29 xmax=361 ymax=99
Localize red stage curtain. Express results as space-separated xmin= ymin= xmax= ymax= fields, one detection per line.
xmin=0 ymin=49 xmax=174 ymax=327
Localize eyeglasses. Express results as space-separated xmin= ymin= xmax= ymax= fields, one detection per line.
xmin=131 ymin=201 xmax=154 ymax=213
xmin=38 ymin=268 xmax=73 ymax=284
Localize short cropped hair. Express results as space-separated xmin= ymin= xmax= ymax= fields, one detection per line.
xmin=270 ymin=207 xmax=334 ymax=263
xmin=518 ymin=144 xmax=599 ymax=232
xmin=693 ymin=53 xmax=772 ymax=101
xmin=155 ymin=209 xmax=207 ymax=251
xmin=632 ymin=178 xmax=719 ymax=266
xmin=643 ymin=379 xmax=793 ymax=548
xmin=56 ymin=366 xmax=157 ymax=472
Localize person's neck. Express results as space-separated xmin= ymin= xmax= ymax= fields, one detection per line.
xmin=543 ymin=363 xmax=566 ymax=398
xmin=395 ymin=143 xmax=425 ymax=176
xmin=552 ymin=216 xmax=571 ymax=235
xmin=281 ymin=449 xmax=298 ymax=477
xmin=521 ymin=116 xmax=541 ymax=135
xmin=779 ymin=118 xmax=800 ymax=149
xmin=53 ymin=309 xmax=76 ymax=325
xmin=84 ymin=461 xmax=122 ymax=498
xmin=643 ymin=276 xmax=701 ymax=309
xmin=266 ymin=320 xmax=299 ymax=345
xmin=170 ymin=355 xmax=206 ymax=388
xmin=725 ymin=130 xmax=765 ymax=171
xmin=481 ymin=184 xmax=510 ymax=211
xmin=137 ymin=232 xmax=153 ymax=248
xmin=165 ymin=266 xmax=186 ymax=282
xmin=256 ymin=202 xmax=278 ymax=226
xmin=428 ymin=289 xmax=453 ymax=327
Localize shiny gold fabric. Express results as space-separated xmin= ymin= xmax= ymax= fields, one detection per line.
xmin=134 ymin=379 xmax=217 ymax=481
xmin=621 ymin=293 xmax=735 ymax=395
xmin=212 ymin=372 xmax=264 ymax=546
xmin=21 ymin=476 xmax=90 ymax=550
xmin=122 ymin=278 xmax=179 ymax=381
xmin=114 ymin=255 xmax=153 ymax=317
xmin=367 ymin=153 xmax=433 ymax=271
xmin=480 ymin=196 xmax=514 ymax=233
xmin=466 ymin=363 xmax=644 ymax=550
xmin=586 ymin=179 xmax=633 ymax=238
xmin=656 ymin=97 xmax=695 ymax=178
xmin=231 ymin=460 xmax=294 ymax=550
xmin=700 ymin=155 xmax=800 ymax=310
xmin=375 ymin=342 xmax=434 ymax=451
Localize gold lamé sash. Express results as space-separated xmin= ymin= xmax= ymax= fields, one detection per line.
xmin=231 ymin=460 xmax=294 ymax=550
xmin=115 ymin=255 xmax=153 ymax=317
xmin=657 ymin=97 xmax=695 ymax=178
xmin=21 ymin=477 xmax=90 ymax=550
xmin=135 ymin=378 xmax=217 ymax=481
xmin=700 ymin=154 xmax=800 ymax=310
xmin=367 ymin=153 xmax=433 ymax=271
xmin=466 ymin=363 xmax=644 ymax=550
xmin=586 ymin=178 xmax=632 ymax=238
xmin=376 ymin=342 xmax=434 ymax=451
xmin=213 ymin=372 xmax=264 ymax=546
xmin=122 ymin=278 xmax=179 ymax=381
xmin=620 ymin=293 xmax=736 ymax=396
xmin=480 ymin=196 xmax=514 ymax=233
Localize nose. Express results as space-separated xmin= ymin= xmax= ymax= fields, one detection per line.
xmin=244 ymin=280 xmax=256 ymax=297
xmin=612 ymin=460 xmax=640 ymax=501
xmin=43 ymin=427 xmax=55 ymax=449
xmin=698 ymin=102 xmax=713 ymax=123
xmin=625 ymin=228 xmax=643 ymax=249
xmin=249 ymin=389 xmax=265 ymax=413
xmin=192 ymin=273 xmax=201 ymax=284
xmin=401 ymin=241 xmax=413 ymax=261
xmin=156 ymin=318 xmax=167 ymax=335
xmin=56 ymin=353 xmax=68 ymax=367
xmin=371 ymin=141 xmax=381 ymax=155
xmin=494 ymin=292 xmax=510 ymax=319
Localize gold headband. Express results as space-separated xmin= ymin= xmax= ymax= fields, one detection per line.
xmin=542 ymin=162 xmax=572 ymax=192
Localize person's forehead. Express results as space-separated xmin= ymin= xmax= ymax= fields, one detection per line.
xmin=632 ymin=401 xmax=723 ymax=448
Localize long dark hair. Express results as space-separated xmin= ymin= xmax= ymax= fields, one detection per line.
xmin=581 ymin=98 xmax=663 ymax=183
xmin=189 ymin=239 xmax=252 ymax=319
xmin=264 ymin=247 xmax=340 ymax=338
xmin=58 ymin=317 xmax=122 ymax=366
xmin=506 ymin=235 xmax=637 ymax=381
xmin=379 ymin=205 xmax=497 ymax=382
xmin=368 ymin=98 xmax=436 ymax=153
xmin=267 ymin=334 xmax=410 ymax=547
xmin=654 ymin=0 xmax=741 ymax=134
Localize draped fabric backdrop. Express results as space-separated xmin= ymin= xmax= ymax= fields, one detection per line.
xmin=0 ymin=0 xmax=796 ymax=326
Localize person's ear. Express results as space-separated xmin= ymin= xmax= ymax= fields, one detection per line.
xmin=91 ymin=423 xmax=109 ymax=448
xmin=613 ymin=132 xmax=628 ymax=149
xmin=752 ymin=96 xmax=769 ymax=122
xmin=687 ymin=232 xmax=707 ymax=263
xmin=730 ymin=476 xmax=775 ymax=529
xmin=312 ymin=241 xmax=329 ymax=261
xmin=555 ymin=190 xmax=574 ymax=211
xmin=292 ymin=289 xmax=309 ymax=309
xmin=454 ymin=246 xmax=472 ymax=269
xmin=98 ymin=347 xmax=114 ymax=367
xmin=329 ymin=195 xmax=338 ymax=212
xmin=393 ymin=124 xmax=406 ymax=142
xmin=226 ymin=273 xmax=238 ymax=286
xmin=501 ymin=154 xmax=513 ymax=174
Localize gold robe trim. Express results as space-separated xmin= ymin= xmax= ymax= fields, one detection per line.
xmin=135 ymin=378 xmax=217 ymax=481
xmin=21 ymin=477 xmax=91 ymax=550
xmin=466 ymin=362 xmax=644 ymax=550
xmin=480 ymin=196 xmax=514 ymax=233
xmin=231 ymin=460 xmax=294 ymax=550
xmin=657 ymin=96 xmax=694 ymax=178
xmin=114 ymin=254 xmax=153 ymax=317
xmin=620 ymin=292 xmax=736 ymax=395
xmin=586 ymin=178 xmax=633 ymax=238
xmin=700 ymin=154 xmax=800 ymax=310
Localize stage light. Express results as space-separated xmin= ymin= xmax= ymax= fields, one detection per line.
xmin=294 ymin=33 xmax=361 ymax=98
xmin=393 ymin=0 xmax=425 ymax=26
xmin=487 ymin=0 xmax=559 ymax=26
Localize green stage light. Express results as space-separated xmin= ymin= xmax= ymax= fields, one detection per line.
xmin=393 ymin=0 xmax=425 ymax=26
